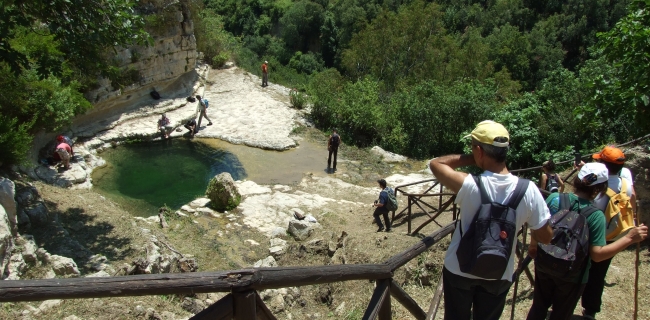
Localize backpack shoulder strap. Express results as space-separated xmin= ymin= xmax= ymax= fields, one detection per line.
xmin=473 ymin=175 xmax=491 ymax=204
xmin=506 ymin=178 xmax=529 ymax=209
xmin=559 ymin=193 xmax=573 ymax=211
xmin=579 ymin=205 xmax=599 ymax=219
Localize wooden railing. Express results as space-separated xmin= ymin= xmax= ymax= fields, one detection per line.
xmin=0 ymin=222 xmax=457 ymax=320
xmin=392 ymin=179 xmax=458 ymax=235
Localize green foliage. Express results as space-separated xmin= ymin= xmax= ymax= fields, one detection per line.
xmin=289 ymin=88 xmax=307 ymax=109
xmin=0 ymin=115 xmax=32 ymax=166
xmin=194 ymin=9 xmax=238 ymax=68
xmin=590 ymin=0 xmax=650 ymax=131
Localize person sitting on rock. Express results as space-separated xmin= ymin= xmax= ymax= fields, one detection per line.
xmin=158 ymin=114 xmax=173 ymax=139
xmin=184 ymin=118 xmax=197 ymax=138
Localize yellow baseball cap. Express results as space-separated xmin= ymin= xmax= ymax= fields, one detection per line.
xmin=463 ymin=120 xmax=510 ymax=147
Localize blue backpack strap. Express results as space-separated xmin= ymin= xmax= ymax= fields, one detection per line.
xmin=559 ymin=193 xmax=572 ymax=211
xmin=506 ymin=178 xmax=529 ymax=209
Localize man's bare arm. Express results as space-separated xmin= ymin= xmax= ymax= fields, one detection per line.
xmin=428 ymin=154 xmax=475 ymax=193
xmin=530 ymin=222 xmax=553 ymax=244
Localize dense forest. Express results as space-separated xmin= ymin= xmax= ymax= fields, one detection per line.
xmin=2 ymin=0 xmax=650 ymax=171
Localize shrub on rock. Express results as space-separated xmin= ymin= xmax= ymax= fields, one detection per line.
xmin=205 ymin=172 xmax=241 ymax=211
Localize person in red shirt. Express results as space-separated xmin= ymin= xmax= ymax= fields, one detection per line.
xmin=55 ymin=141 xmax=72 ymax=170
xmin=261 ymin=61 xmax=268 ymax=87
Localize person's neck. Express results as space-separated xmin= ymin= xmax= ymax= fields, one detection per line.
xmin=574 ymin=190 xmax=592 ymax=200
xmin=482 ymin=162 xmax=509 ymax=175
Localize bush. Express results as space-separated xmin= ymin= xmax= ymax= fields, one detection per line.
xmin=289 ymin=88 xmax=307 ymax=109
xmin=212 ymin=52 xmax=230 ymax=68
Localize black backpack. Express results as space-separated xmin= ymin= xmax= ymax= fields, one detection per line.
xmin=546 ymin=173 xmax=560 ymax=193
xmin=384 ymin=187 xmax=398 ymax=211
xmin=331 ymin=133 xmax=340 ymax=147
xmin=535 ymin=193 xmax=597 ymax=280
xmin=456 ymin=176 xmax=528 ymax=279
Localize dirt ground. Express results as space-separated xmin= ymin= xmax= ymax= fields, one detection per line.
xmin=2 ymin=130 xmax=649 ymax=320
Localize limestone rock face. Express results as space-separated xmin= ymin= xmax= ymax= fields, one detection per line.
xmin=0 ymin=205 xmax=14 ymax=279
xmin=23 ymin=202 xmax=49 ymax=227
xmin=0 ymin=177 xmax=17 ymax=235
xmin=78 ymin=0 xmax=198 ymax=128
xmin=205 ymin=172 xmax=241 ymax=211
xmin=288 ymin=220 xmax=313 ymax=241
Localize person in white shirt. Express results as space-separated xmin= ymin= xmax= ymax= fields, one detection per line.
xmin=429 ymin=120 xmax=553 ymax=320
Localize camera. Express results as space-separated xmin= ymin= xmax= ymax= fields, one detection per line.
xmin=374 ymin=200 xmax=378 ymax=205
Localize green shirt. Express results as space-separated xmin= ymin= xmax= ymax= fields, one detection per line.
xmin=545 ymin=193 xmax=607 ymax=283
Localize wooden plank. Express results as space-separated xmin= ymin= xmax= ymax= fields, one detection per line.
xmin=390 ymin=279 xmax=425 ymax=320
xmin=411 ymin=197 xmax=455 ymax=235
xmin=386 ymin=222 xmax=455 ymax=271
xmin=255 ymin=292 xmax=278 ymax=320
xmin=379 ymin=279 xmax=391 ymax=320
xmin=362 ymin=279 xmax=390 ymax=320
xmin=190 ymin=293 xmax=233 ymax=320
xmin=234 ymin=290 xmax=256 ymax=320
xmin=425 ymin=273 xmax=444 ymax=320
xmin=0 ymin=264 xmax=392 ymax=302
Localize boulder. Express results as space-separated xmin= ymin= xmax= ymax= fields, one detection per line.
xmin=50 ymin=255 xmax=80 ymax=277
xmin=270 ymin=227 xmax=287 ymax=239
xmin=0 ymin=177 xmax=17 ymax=235
xmin=19 ymin=234 xmax=37 ymax=263
xmin=302 ymin=238 xmax=328 ymax=255
xmin=205 ymin=172 xmax=241 ymax=211
xmin=181 ymin=297 xmax=206 ymax=314
xmin=254 ymin=256 xmax=278 ymax=268
xmin=23 ymin=202 xmax=49 ymax=226
xmin=39 ymin=299 xmax=62 ymax=313
xmin=370 ymin=146 xmax=408 ymax=163
xmin=287 ymin=220 xmax=313 ymax=241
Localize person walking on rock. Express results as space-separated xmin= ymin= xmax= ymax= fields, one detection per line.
xmin=429 ymin=120 xmax=553 ymax=320
xmin=195 ymin=95 xmax=212 ymax=132
xmin=262 ymin=61 xmax=268 ymax=87
xmin=372 ymin=179 xmax=392 ymax=232
xmin=327 ymin=129 xmax=341 ymax=173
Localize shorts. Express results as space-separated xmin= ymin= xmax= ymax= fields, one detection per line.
xmin=56 ymin=148 xmax=70 ymax=161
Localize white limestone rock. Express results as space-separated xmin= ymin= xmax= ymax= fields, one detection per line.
xmin=254 ymin=256 xmax=278 ymax=268
xmin=370 ymin=146 xmax=408 ymax=163
xmin=50 ymin=255 xmax=80 ymax=277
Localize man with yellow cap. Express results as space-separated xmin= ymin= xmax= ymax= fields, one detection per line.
xmin=429 ymin=120 xmax=553 ymax=320
xmin=581 ymin=146 xmax=637 ymax=319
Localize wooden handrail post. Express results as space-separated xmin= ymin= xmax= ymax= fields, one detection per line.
xmin=408 ymin=196 xmax=412 ymax=234
xmin=233 ymin=290 xmax=256 ymax=320
xmin=379 ymin=279 xmax=391 ymax=320
xmin=390 ymin=279 xmax=425 ymax=320
xmin=425 ymin=273 xmax=444 ymax=320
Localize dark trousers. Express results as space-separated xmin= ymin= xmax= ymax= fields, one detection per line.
xmin=442 ymin=267 xmax=512 ymax=320
xmin=527 ymin=267 xmax=586 ymax=320
xmin=327 ymin=147 xmax=338 ymax=169
xmin=373 ymin=207 xmax=390 ymax=230
xmin=581 ymin=257 xmax=613 ymax=314
xmin=262 ymin=72 xmax=268 ymax=86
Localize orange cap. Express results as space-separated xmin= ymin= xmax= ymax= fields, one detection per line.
xmin=592 ymin=146 xmax=625 ymax=164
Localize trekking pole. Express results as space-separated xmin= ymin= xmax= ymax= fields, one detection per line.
xmin=510 ymin=226 xmax=529 ymax=320
xmin=634 ymin=200 xmax=640 ymax=320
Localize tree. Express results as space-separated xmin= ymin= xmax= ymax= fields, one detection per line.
xmin=593 ymin=0 xmax=650 ymax=131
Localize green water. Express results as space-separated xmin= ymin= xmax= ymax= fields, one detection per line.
xmin=92 ymin=140 xmax=246 ymax=216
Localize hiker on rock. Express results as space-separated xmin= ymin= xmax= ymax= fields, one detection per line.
xmin=526 ymin=162 xmax=647 ymax=320
xmin=429 ymin=120 xmax=553 ymax=320
xmin=581 ymin=146 xmax=638 ymax=319
xmin=184 ymin=118 xmax=197 ymax=138
xmin=157 ymin=113 xmax=173 ymax=139
xmin=195 ymin=95 xmax=212 ymax=132
xmin=261 ymin=60 xmax=268 ymax=87
xmin=539 ymin=159 xmax=564 ymax=193
xmin=372 ymin=179 xmax=393 ymax=232
xmin=327 ymin=129 xmax=341 ymax=173
xmin=55 ymin=138 xmax=72 ymax=170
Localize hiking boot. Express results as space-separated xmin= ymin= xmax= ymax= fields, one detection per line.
xmin=207 ymin=122 xmax=213 ymax=126
xmin=385 ymin=228 xmax=392 ymax=232
xmin=376 ymin=227 xmax=384 ymax=232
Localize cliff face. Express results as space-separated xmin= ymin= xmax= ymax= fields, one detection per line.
xmin=76 ymin=0 xmax=198 ymax=126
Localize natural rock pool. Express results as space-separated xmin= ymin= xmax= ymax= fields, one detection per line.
xmin=92 ymin=138 xmax=326 ymax=216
